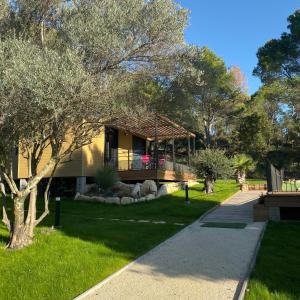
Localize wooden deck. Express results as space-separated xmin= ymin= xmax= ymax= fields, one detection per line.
xmin=118 ymin=169 xmax=197 ymax=182
xmin=264 ymin=192 xmax=300 ymax=207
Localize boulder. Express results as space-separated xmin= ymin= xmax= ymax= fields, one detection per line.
xmin=157 ymin=185 xmax=168 ymax=197
xmin=138 ymin=197 xmax=147 ymax=202
xmin=74 ymin=192 xmax=81 ymax=200
xmin=114 ymin=182 xmax=134 ymax=197
xmin=157 ymin=183 xmax=183 ymax=198
xmin=90 ymin=196 xmax=105 ymax=203
xmin=105 ymin=197 xmax=120 ymax=204
xmin=131 ymin=183 xmax=141 ymax=198
xmin=141 ymin=180 xmax=157 ymax=196
xmin=74 ymin=194 xmax=105 ymax=203
xmin=121 ymin=197 xmax=134 ymax=205
xmin=145 ymin=194 xmax=156 ymax=201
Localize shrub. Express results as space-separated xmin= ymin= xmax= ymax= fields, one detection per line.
xmin=95 ymin=165 xmax=119 ymax=194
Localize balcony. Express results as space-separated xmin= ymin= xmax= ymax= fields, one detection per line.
xmin=108 ymin=151 xmax=196 ymax=182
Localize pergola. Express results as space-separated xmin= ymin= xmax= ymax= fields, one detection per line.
xmin=106 ymin=114 xmax=196 ymax=166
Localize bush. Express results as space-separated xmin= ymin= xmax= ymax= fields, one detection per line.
xmin=95 ymin=165 xmax=119 ymax=193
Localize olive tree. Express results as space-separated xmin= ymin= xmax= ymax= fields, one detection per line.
xmin=0 ymin=0 xmax=188 ymax=249
xmin=192 ymin=149 xmax=234 ymax=193
xmin=0 ymin=39 xmax=105 ymax=249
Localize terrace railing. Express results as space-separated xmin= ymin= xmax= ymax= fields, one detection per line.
xmin=267 ymin=163 xmax=300 ymax=193
xmin=106 ymin=151 xmax=193 ymax=173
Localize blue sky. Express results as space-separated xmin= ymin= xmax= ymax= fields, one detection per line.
xmin=178 ymin=0 xmax=299 ymax=95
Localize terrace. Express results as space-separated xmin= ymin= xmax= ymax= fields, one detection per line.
xmin=106 ymin=114 xmax=197 ymax=182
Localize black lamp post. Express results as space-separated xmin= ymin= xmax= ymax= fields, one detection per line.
xmin=185 ymin=182 xmax=190 ymax=205
xmin=55 ymin=197 xmax=61 ymax=228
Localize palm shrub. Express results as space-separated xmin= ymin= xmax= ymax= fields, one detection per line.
xmin=96 ymin=165 xmax=119 ymax=195
xmin=233 ymin=154 xmax=256 ymax=184
xmin=192 ymin=149 xmax=234 ymax=193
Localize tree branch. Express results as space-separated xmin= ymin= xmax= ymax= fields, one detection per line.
xmin=34 ymin=163 xmax=58 ymax=227
xmin=0 ymin=182 xmax=11 ymax=231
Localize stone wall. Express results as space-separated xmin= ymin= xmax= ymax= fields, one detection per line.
xmin=74 ymin=180 xmax=199 ymax=205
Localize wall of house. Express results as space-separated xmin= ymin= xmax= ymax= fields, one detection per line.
xmin=14 ymin=127 xmax=144 ymax=179
xmin=82 ymin=127 xmax=105 ymax=177
xmin=118 ymin=130 xmax=133 ymax=171
xmin=17 ymin=134 xmax=84 ymax=179
xmin=15 ymin=129 xmax=106 ymax=179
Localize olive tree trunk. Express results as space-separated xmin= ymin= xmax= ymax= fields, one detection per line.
xmin=204 ymin=176 xmax=214 ymax=194
xmin=4 ymin=158 xmax=57 ymax=250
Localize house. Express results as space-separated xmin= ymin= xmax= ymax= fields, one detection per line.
xmin=13 ymin=114 xmax=197 ymax=194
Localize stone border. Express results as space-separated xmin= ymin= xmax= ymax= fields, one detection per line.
xmin=235 ymin=221 xmax=267 ymax=300
xmin=75 ymin=180 xmax=199 ymax=206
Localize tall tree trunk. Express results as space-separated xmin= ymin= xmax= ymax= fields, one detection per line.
xmin=204 ymin=176 xmax=214 ymax=194
xmin=204 ymin=120 xmax=213 ymax=147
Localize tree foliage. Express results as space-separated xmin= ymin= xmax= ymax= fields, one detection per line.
xmin=173 ymin=47 xmax=248 ymax=146
xmin=252 ymin=8 xmax=300 ymax=164
xmin=0 ymin=0 xmax=188 ymax=249
xmin=233 ymin=154 xmax=256 ymax=183
xmin=192 ymin=149 xmax=234 ymax=193
xmin=192 ymin=149 xmax=233 ymax=189
xmin=254 ymin=10 xmax=300 ymax=83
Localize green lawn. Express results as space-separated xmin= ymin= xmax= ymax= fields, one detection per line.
xmin=0 ymin=180 xmax=238 ymax=300
xmin=245 ymin=221 xmax=300 ymax=300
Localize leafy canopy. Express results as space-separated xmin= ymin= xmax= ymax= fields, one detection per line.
xmin=254 ymin=10 xmax=300 ymax=83
xmin=233 ymin=154 xmax=256 ymax=173
xmin=192 ymin=149 xmax=234 ymax=179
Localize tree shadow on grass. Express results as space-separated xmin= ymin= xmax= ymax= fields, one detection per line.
xmin=1 ymin=182 xmax=254 ymax=291
xmin=39 ymin=188 xmax=263 ymax=284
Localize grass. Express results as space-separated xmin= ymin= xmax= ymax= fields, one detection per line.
xmin=0 ymin=180 xmax=239 ymax=300
xmin=201 ymin=222 xmax=246 ymax=229
xmin=245 ymin=221 xmax=300 ymax=300
xmin=282 ymin=181 xmax=300 ymax=192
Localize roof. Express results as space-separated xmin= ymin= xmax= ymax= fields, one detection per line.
xmin=106 ymin=114 xmax=195 ymax=141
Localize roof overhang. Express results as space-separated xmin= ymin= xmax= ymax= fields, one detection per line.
xmin=105 ymin=114 xmax=195 ymax=141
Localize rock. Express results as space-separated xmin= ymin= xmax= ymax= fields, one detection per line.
xmin=105 ymin=197 xmax=120 ymax=204
xmin=138 ymin=197 xmax=147 ymax=202
xmin=121 ymin=197 xmax=134 ymax=205
xmin=145 ymin=194 xmax=156 ymax=201
xmin=157 ymin=183 xmax=183 ymax=198
xmin=114 ymin=182 xmax=134 ymax=197
xmin=131 ymin=183 xmax=141 ymax=198
xmin=74 ymin=192 xmax=81 ymax=200
xmin=75 ymin=194 xmax=106 ymax=203
xmin=141 ymin=180 xmax=157 ymax=196
xmin=90 ymin=196 xmax=105 ymax=203
xmin=157 ymin=185 xmax=168 ymax=197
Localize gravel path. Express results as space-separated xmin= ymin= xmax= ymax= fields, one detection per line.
xmin=75 ymin=191 xmax=265 ymax=300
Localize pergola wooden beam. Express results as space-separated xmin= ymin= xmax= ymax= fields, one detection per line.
xmin=106 ymin=114 xmax=195 ymax=141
